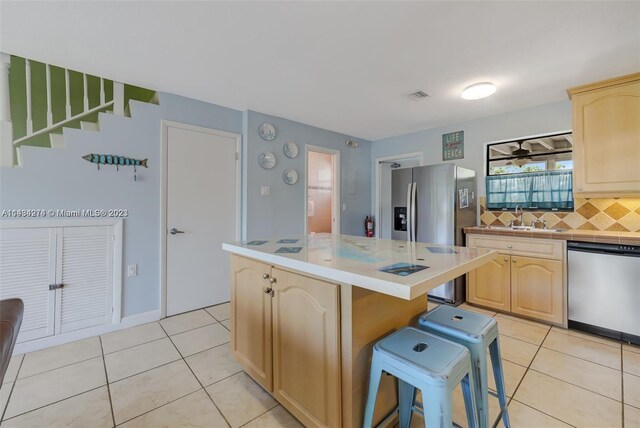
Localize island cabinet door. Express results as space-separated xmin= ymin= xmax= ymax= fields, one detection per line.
xmin=270 ymin=267 xmax=341 ymax=428
xmin=510 ymin=256 xmax=564 ymax=324
xmin=467 ymin=253 xmax=511 ymax=312
xmin=230 ymin=255 xmax=273 ymax=390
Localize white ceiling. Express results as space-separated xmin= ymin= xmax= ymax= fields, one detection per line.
xmin=1 ymin=1 xmax=639 ymax=141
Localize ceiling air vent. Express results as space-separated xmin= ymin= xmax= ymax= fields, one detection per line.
xmin=409 ymin=90 xmax=430 ymax=101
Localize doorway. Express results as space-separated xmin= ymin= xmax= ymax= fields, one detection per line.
xmin=375 ymin=153 xmax=423 ymax=239
xmin=161 ymin=121 xmax=241 ymax=317
xmin=305 ymin=146 xmax=340 ymax=234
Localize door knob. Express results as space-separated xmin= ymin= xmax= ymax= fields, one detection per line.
xmin=170 ymin=228 xmax=185 ymax=235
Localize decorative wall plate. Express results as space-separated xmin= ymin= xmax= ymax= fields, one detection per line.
xmin=258 ymin=152 xmax=276 ymax=169
xmin=283 ymin=169 xmax=298 ymax=185
xmin=283 ymin=141 xmax=299 ymax=159
xmin=259 ymin=123 xmax=276 ymax=141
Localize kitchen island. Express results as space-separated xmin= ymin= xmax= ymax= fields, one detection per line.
xmin=222 ymin=234 xmax=494 ymax=428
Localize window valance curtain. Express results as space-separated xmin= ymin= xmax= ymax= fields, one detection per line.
xmin=486 ymin=170 xmax=573 ymax=210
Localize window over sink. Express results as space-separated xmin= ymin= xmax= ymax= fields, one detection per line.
xmin=486 ymin=132 xmax=574 ymax=211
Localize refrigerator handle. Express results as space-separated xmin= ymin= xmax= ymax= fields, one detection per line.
xmin=411 ymin=182 xmax=417 ymax=241
xmin=406 ymin=182 xmax=412 ymax=241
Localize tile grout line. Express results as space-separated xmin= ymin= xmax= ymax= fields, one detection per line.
xmin=550 ymin=329 xmax=623 ymax=350
xmin=158 ymin=318 xmax=233 ymax=428
xmin=103 ymin=333 xmax=169 ymax=356
xmin=527 ymin=367 xmax=623 ymax=403
xmin=0 ymin=355 xmax=25 ymax=422
xmin=113 ymin=389 xmax=206 ymax=426
xmin=13 ymin=352 xmax=103 ymax=383
xmin=99 ymin=336 xmax=117 ymax=428
xmin=509 ymin=399 xmax=578 ymax=428
xmin=237 ymin=401 xmax=281 ymax=427
xmin=538 ymin=344 xmax=622 ymax=371
xmin=105 ymin=339 xmax=233 ymax=388
xmin=1 ymin=385 xmax=106 ymax=423
xmin=501 ymin=324 xmax=551 ymax=419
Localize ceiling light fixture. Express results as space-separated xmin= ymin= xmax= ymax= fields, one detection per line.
xmin=461 ymin=82 xmax=497 ymax=100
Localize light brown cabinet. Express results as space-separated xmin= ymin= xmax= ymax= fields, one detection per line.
xmin=271 ymin=267 xmax=341 ymax=428
xmin=510 ymin=256 xmax=563 ymax=324
xmin=467 ymin=253 xmax=511 ymax=312
xmin=230 ymin=255 xmax=341 ymax=428
xmin=230 ymin=255 xmax=273 ymax=389
xmin=467 ymin=235 xmax=566 ymax=325
xmin=567 ymin=73 xmax=640 ymax=197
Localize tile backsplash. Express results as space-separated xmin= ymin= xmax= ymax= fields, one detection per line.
xmin=479 ymin=197 xmax=640 ymax=232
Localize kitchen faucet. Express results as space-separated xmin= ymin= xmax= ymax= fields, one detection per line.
xmin=514 ymin=205 xmax=524 ymax=226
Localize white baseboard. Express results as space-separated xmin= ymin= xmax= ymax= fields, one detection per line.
xmin=14 ymin=309 xmax=162 ymax=355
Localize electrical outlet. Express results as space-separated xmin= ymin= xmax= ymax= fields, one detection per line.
xmin=127 ymin=264 xmax=138 ymax=277
xmin=261 ymin=186 xmax=271 ymax=196
xmin=342 ymin=203 xmax=347 ymax=211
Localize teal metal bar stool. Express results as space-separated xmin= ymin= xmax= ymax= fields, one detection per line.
xmin=363 ymin=327 xmax=479 ymax=428
xmin=418 ymin=306 xmax=510 ymax=428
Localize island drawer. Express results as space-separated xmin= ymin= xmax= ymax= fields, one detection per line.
xmin=467 ymin=234 xmax=565 ymax=260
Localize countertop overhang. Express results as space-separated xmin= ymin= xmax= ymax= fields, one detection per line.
xmin=222 ymin=234 xmax=495 ymax=300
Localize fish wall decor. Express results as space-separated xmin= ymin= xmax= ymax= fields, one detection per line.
xmin=82 ymin=154 xmax=148 ymax=181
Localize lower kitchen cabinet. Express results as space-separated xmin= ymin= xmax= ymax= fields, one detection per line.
xmin=511 ymin=256 xmax=563 ymax=324
xmin=230 ymin=255 xmax=341 ymax=428
xmin=466 ymin=234 xmax=566 ymax=325
xmin=230 ymin=255 xmax=273 ymax=390
xmin=467 ymin=253 xmax=511 ymax=312
xmin=271 ymin=267 xmax=341 ymax=428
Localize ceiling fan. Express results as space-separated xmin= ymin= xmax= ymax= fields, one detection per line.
xmin=507 ymin=141 xmax=531 ymax=167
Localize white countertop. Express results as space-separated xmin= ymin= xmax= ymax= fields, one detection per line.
xmin=222 ymin=234 xmax=495 ymax=300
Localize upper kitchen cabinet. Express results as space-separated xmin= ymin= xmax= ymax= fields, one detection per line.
xmin=567 ymin=72 xmax=640 ymax=197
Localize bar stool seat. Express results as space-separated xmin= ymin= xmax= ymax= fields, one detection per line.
xmin=363 ymin=327 xmax=479 ymax=428
xmin=419 ymin=306 xmax=510 ymax=428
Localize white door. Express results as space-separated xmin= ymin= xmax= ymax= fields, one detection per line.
xmin=0 ymin=227 xmax=56 ymax=343
xmin=56 ymin=226 xmax=114 ymax=334
xmin=166 ymin=123 xmax=240 ymax=316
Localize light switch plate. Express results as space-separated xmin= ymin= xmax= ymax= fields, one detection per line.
xmin=127 ymin=264 xmax=138 ymax=277
xmin=261 ymin=186 xmax=271 ymax=196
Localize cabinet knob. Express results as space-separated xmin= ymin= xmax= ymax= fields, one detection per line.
xmin=264 ymin=287 xmax=274 ymax=296
xmin=503 ymin=257 xmax=509 ymax=262
xmin=577 ymin=187 xmax=583 ymax=191
xmin=269 ymin=277 xmax=277 ymax=284
xmin=262 ymin=273 xmax=270 ymax=280
xmin=507 ymin=245 xmax=512 ymax=249
xmin=512 ymin=259 xmax=516 ymax=263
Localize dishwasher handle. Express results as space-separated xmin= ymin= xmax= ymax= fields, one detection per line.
xmin=568 ymin=241 xmax=640 ymax=257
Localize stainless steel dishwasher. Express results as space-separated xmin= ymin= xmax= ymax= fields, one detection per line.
xmin=568 ymin=241 xmax=640 ymax=345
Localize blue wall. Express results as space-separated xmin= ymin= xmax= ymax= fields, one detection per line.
xmin=244 ymin=110 xmax=371 ymax=239
xmin=1 ymin=94 xmax=372 ymax=317
xmin=370 ymin=100 xmax=572 ymax=214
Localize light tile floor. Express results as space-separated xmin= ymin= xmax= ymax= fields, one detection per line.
xmin=0 ymin=301 xmax=637 ymax=427
xmin=0 ymin=302 xmax=302 ymax=428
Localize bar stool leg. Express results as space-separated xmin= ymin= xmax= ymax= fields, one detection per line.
xmin=468 ymin=342 xmax=490 ymax=428
xmin=422 ymin=385 xmax=453 ymax=428
xmin=489 ymin=339 xmax=511 ymax=428
xmin=461 ymin=372 xmax=479 ymax=428
xmin=398 ymin=379 xmax=416 ymax=428
xmin=363 ymin=357 xmax=384 ymax=428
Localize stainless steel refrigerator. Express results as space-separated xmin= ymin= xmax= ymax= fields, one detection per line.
xmin=391 ymin=163 xmax=477 ymax=304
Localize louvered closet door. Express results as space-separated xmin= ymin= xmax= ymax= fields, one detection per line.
xmin=55 ymin=226 xmax=114 ymax=334
xmin=0 ymin=228 xmax=56 ymax=343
